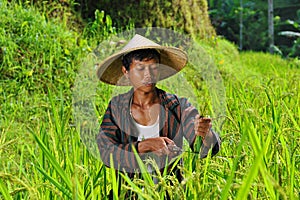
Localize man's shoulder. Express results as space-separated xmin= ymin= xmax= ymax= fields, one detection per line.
xmin=157 ymin=88 xmax=187 ymax=102
xmin=157 ymin=88 xmax=189 ymax=109
xmin=157 ymin=88 xmax=176 ymax=98
xmin=110 ymin=89 xmax=132 ymax=107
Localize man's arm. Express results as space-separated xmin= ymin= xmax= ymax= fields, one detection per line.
xmin=180 ymin=98 xmax=221 ymax=157
xmin=199 ymin=129 xmax=221 ymax=158
xmin=96 ymin=101 xmax=140 ymax=172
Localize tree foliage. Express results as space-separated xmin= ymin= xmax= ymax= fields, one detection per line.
xmin=76 ymin=0 xmax=216 ymax=39
xmin=208 ymin=0 xmax=300 ymax=57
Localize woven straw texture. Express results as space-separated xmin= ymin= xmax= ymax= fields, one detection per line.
xmin=96 ymin=34 xmax=188 ymax=86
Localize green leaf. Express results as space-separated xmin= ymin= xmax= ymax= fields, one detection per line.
xmin=0 ymin=179 xmax=13 ymax=200
xmin=30 ymin=129 xmax=73 ymax=196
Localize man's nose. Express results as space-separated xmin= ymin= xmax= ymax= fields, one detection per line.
xmin=144 ymin=67 xmax=152 ymax=77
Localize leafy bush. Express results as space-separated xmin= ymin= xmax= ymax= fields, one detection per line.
xmin=278 ymin=10 xmax=300 ymax=57
xmin=0 ymin=0 xmax=87 ymax=97
xmin=208 ymin=0 xmax=300 ymax=58
xmin=208 ymin=0 xmax=268 ymax=51
xmin=75 ymin=0 xmax=216 ymax=39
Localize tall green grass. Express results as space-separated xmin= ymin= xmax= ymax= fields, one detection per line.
xmin=0 ymin=0 xmax=299 ymax=199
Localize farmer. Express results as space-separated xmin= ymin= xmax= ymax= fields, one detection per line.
xmin=96 ymin=34 xmax=221 ymax=180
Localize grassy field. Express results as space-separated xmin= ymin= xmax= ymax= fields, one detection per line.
xmin=0 ymin=0 xmax=299 ymax=199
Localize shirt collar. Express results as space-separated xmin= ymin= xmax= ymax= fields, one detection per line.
xmin=113 ymin=87 xmax=180 ymax=110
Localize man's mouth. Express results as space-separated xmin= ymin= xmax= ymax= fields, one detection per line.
xmin=142 ymin=80 xmax=155 ymax=86
xmin=143 ymin=82 xmax=154 ymax=87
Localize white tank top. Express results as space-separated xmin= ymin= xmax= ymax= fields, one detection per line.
xmin=129 ymin=96 xmax=160 ymax=141
xmin=132 ymin=116 xmax=160 ymax=178
xmin=132 ymin=116 xmax=160 ymax=141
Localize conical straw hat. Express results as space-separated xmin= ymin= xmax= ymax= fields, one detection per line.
xmin=96 ymin=34 xmax=188 ymax=86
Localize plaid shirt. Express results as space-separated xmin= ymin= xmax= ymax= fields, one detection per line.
xmin=97 ymin=87 xmax=220 ymax=172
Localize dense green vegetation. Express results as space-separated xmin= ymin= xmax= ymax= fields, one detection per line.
xmin=79 ymin=0 xmax=216 ymax=39
xmin=0 ymin=0 xmax=299 ymax=199
xmin=208 ymin=0 xmax=300 ymax=57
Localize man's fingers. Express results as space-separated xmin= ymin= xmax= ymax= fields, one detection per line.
xmin=199 ymin=117 xmax=212 ymax=123
xmin=194 ymin=115 xmax=213 ymax=138
xmin=141 ymin=137 xmax=177 ymax=156
xmin=162 ymin=137 xmax=175 ymax=145
xmin=155 ymin=144 xmax=171 ymax=156
xmin=154 ymin=137 xmax=174 ymax=156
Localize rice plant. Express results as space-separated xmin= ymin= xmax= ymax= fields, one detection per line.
xmin=0 ymin=0 xmax=299 ymax=199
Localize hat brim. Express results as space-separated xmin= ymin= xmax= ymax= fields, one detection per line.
xmin=96 ymin=45 xmax=188 ymax=86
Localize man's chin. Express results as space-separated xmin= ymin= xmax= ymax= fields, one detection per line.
xmin=135 ymin=84 xmax=156 ymax=92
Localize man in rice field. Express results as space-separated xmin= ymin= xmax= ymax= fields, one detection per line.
xmin=96 ymin=34 xmax=221 ymax=189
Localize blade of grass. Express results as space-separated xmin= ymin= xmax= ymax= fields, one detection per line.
xmin=0 ymin=178 xmax=13 ymax=200
xmin=236 ymin=145 xmax=263 ymax=199
xmin=220 ymin=124 xmax=248 ymax=200
xmin=120 ymin=173 xmax=150 ymax=199
xmin=279 ymin=133 xmax=296 ymax=200
xmin=29 ymin=128 xmax=73 ymax=194
xmin=109 ymin=155 xmax=119 ymax=200
xmin=132 ymin=147 xmax=154 ymax=187
xmin=35 ymin=165 xmax=72 ymax=199
xmin=281 ymin=100 xmax=299 ymax=130
xmin=201 ymin=150 xmax=212 ymax=191
xmin=259 ymin=131 xmax=276 ymax=199
xmin=236 ymin=117 xmax=271 ymax=199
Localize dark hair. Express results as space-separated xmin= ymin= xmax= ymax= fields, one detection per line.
xmin=122 ymin=49 xmax=160 ymax=71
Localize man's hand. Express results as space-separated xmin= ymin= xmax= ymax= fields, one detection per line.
xmin=138 ymin=137 xmax=174 ymax=156
xmin=194 ymin=114 xmax=212 ymax=140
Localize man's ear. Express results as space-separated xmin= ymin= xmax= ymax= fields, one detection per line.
xmin=122 ymin=66 xmax=128 ymax=76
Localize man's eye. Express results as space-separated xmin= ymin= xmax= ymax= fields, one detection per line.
xmin=136 ymin=66 xmax=145 ymax=71
xmin=150 ymin=64 xmax=158 ymax=70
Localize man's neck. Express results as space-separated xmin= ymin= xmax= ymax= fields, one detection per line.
xmin=132 ymin=89 xmax=159 ymax=109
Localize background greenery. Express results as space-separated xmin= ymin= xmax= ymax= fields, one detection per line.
xmin=19 ymin=0 xmax=300 ymax=57
xmin=0 ymin=0 xmax=299 ymax=199
xmin=208 ymin=0 xmax=300 ymax=57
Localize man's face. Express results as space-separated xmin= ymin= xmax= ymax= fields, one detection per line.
xmin=125 ymin=58 xmax=159 ymax=92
